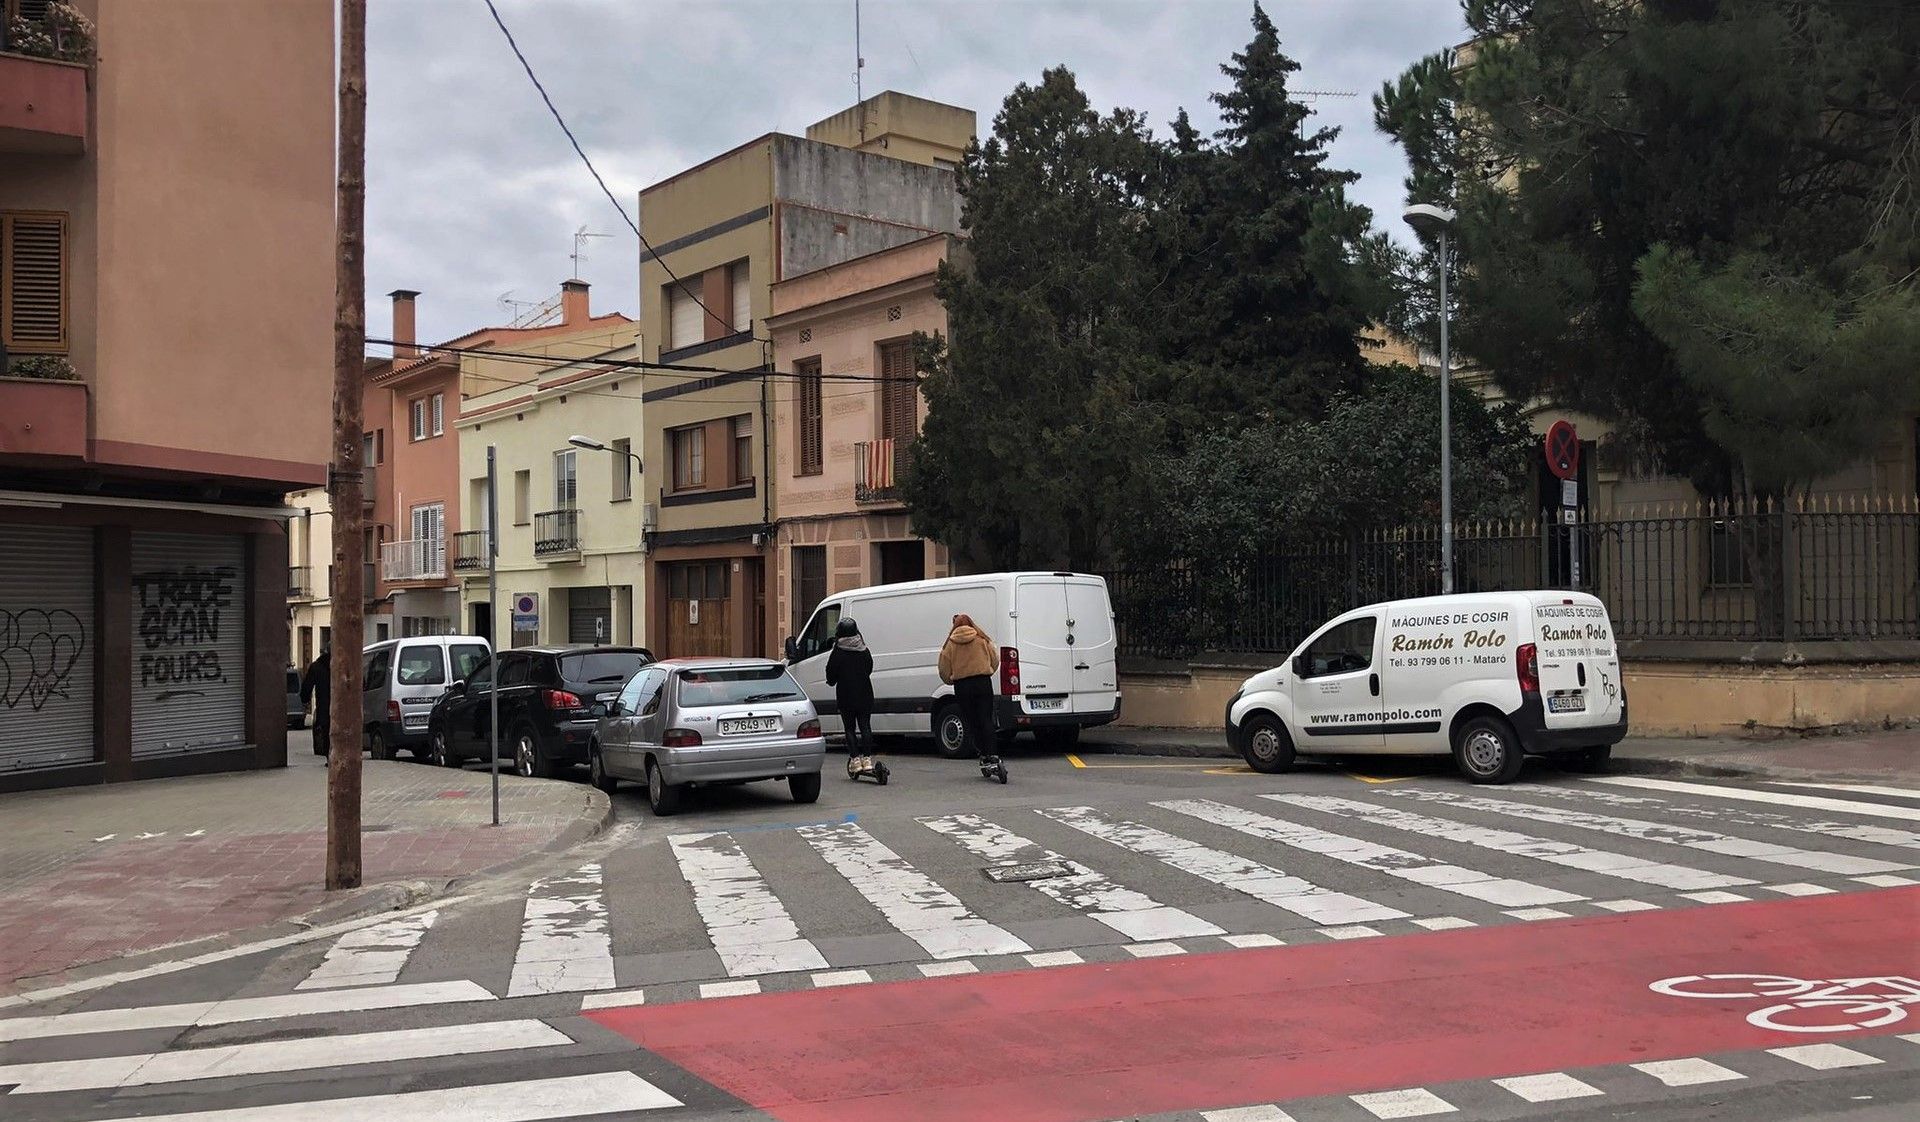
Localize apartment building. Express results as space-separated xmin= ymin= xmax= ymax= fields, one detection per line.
xmin=0 ymin=0 xmax=333 ymax=791
xmin=765 ymin=234 xmax=956 ymax=644
xmin=638 ymin=91 xmax=971 ymax=658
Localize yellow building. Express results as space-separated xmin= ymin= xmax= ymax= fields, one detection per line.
xmin=637 ymin=91 xmax=972 ymax=658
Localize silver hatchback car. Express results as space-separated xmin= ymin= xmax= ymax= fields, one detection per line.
xmin=590 ymin=657 xmax=825 ymax=816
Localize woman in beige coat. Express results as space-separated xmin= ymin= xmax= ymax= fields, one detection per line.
xmin=938 ymin=613 xmax=1003 ymax=773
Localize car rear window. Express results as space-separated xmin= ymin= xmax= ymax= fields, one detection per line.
xmin=560 ymin=651 xmax=652 ymax=687
xmin=395 ymin=644 xmax=446 ymax=686
xmin=675 ymin=666 xmax=805 ymax=708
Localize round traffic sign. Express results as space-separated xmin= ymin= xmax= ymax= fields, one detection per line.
xmin=1545 ymin=421 xmax=1580 ymax=481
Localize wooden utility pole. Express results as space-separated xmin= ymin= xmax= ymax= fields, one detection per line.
xmin=327 ymin=0 xmax=368 ymax=892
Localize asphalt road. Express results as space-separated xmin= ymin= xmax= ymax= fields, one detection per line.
xmin=4 ymin=741 xmax=1917 ymax=1122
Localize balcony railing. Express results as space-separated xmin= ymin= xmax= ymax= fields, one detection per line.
xmin=288 ymin=566 xmax=312 ymax=599
xmin=534 ymin=508 xmax=581 ymax=557
xmin=854 ymin=439 xmax=911 ymax=504
xmin=381 ymin=538 xmax=446 ymax=582
xmin=452 ymin=530 xmax=490 ymax=571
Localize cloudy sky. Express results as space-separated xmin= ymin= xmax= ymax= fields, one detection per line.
xmin=366 ymin=0 xmax=1467 ymax=346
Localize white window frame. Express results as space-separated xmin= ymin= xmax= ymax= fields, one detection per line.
xmin=611 ymin=437 xmax=632 ymax=501
xmin=554 ymin=449 xmax=578 ymax=509
xmin=410 ymin=398 xmax=428 ymax=441
xmin=430 ymin=393 xmax=445 ymax=436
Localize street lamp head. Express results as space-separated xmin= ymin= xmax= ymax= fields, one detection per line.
xmin=1403 ymin=202 xmax=1457 ymax=237
xmin=567 ymin=435 xmax=606 ymax=451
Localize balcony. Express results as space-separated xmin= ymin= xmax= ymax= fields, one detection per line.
xmin=288 ymin=566 xmax=313 ymax=600
xmin=534 ymin=508 xmax=581 ymax=558
xmin=854 ymin=439 xmax=911 ymax=504
xmin=0 ymin=51 xmax=87 ymax=155
xmin=380 ymin=538 xmax=446 ymax=583
xmin=0 ymin=374 xmax=87 ymax=461
xmin=452 ymin=530 xmax=490 ymax=571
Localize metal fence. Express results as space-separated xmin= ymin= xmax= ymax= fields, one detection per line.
xmin=1102 ymin=497 xmax=1920 ymax=660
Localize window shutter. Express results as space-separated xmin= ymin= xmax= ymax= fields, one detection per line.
xmin=880 ymin=342 xmax=916 ymax=440
xmin=431 ymin=393 xmax=444 ymax=435
xmin=730 ymin=263 xmax=750 ymax=333
xmin=798 ymin=359 xmax=823 ymax=476
xmin=18 ymin=1 xmax=54 ymax=22
xmin=668 ymin=282 xmax=702 ymax=350
xmin=2 ymin=213 xmax=68 ymax=353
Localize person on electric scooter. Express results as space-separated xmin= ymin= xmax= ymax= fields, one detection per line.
xmin=826 ymin=616 xmax=877 ymax=778
xmin=938 ymin=613 xmax=1001 ymax=773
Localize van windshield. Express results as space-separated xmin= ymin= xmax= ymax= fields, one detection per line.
xmin=395 ymin=645 xmax=445 ymax=686
xmin=676 ymin=666 xmax=804 ymax=708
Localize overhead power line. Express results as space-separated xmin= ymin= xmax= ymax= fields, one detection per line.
xmin=366 ymin=336 xmax=914 ymax=384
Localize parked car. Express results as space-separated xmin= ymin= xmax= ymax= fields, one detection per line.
xmin=1226 ymin=591 xmax=1628 ymax=784
xmin=589 ymin=657 xmax=824 ymax=815
xmin=286 ymin=667 xmax=305 ymax=730
xmin=784 ymin=572 xmax=1120 ymax=757
xmin=360 ymin=635 xmax=491 ymax=760
xmin=427 ymin=645 xmax=654 ymax=777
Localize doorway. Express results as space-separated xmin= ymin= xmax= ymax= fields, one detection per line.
xmin=470 ymin=602 xmax=491 ymax=642
xmin=876 ymin=540 xmax=926 ymax=586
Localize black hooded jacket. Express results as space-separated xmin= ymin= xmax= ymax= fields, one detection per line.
xmin=824 ymin=636 xmax=875 ymax=716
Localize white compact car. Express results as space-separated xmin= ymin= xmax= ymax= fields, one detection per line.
xmin=1226 ymin=590 xmax=1627 ymax=784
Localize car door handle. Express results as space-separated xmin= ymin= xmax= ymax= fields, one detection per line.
xmin=1369 ymin=673 xmax=1380 ymax=697
xmin=1074 ymin=663 xmax=1090 ymax=671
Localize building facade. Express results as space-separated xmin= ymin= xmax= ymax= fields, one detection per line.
xmin=637 ymin=91 xmax=971 ymax=658
xmin=765 ymin=234 xmax=955 ymax=645
xmin=0 ymin=0 xmax=333 ymax=791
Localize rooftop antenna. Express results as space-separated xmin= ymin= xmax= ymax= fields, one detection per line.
xmin=1296 ymin=89 xmax=1358 ymax=138
xmin=570 ymin=225 xmax=611 ymax=277
xmin=854 ymin=0 xmax=866 ymax=141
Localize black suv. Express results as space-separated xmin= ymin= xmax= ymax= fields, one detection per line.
xmin=427 ymin=645 xmax=654 ymax=777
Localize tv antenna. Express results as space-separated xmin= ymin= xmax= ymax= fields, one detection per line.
xmin=1295 ymin=89 xmax=1358 ymax=138
xmin=571 ymin=225 xmax=611 ymax=277
xmin=854 ymin=0 xmax=866 ymax=140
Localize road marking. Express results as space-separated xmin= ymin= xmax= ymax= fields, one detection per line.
xmin=811 ymin=969 xmax=872 ymax=987
xmin=0 ymin=896 xmax=469 ymax=1011
xmin=1763 ymin=882 xmax=1835 ymax=897
xmin=1346 ymin=774 xmax=1420 ymax=785
xmin=297 ymin=909 xmax=436 ymax=990
xmin=1680 ymin=891 xmax=1750 ymax=903
xmin=1351 ymin=1087 xmax=1456 ymax=1118
xmin=669 ymin=831 xmax=829 ymax=978
xmin=1776 ymin=782 xmax=1920 ymax=800
xmin=1631 ymin=1057 xmax=1745 ymax=1086
xmin=0 ymin=979 xmax=491 ymax=1043
xmin=1319 ymin=925 xmax=1384 ymax=940
xmin=1586 ymin=777 xmax=1920 ymax=824
xmin=1269 ymin=793 xmax=1754 ymax=891
xmin=921 ymin=813 xmax=1224 ymax=941
xmin=1591 ymin=899 xmax=1660 ymax=913
xmin=1505 ymin=908 xmax=1571 ymax=921
xmin=798 ymin=821 xmax=1030 ymax=960
xmin=80 ymin=1071 xmax=680 ymax=1120
xmin=1389 ymin=789 xmax=1911 ymax=876
xmin=917 ymin=961 xmax=977 ymax=977
xmin=700 ymin=979 xmax=761 ymax=998
xmin=1411 ymin=917 xmax=1476 ymax=931
xmin=1123 ymin=942 xmax=1186 ymax=958
xmin=1202 ymin=1106 xmax=1296 ymax=1122
xmin=0 ymin=1019 xmax=567 ymax=1095
xmin=1040 ymin=805 xmax=1408 ymax=925
xmin=1768 ymin=1043 xmax=1882 ymax=1070
xmin=1065 ymin=753 xmax=1223 ymax=769
xmin=1856 ymin=874 xmax=1918 ymax=887
xmin=1161 ymin=799 xmax=1584 ymax=908
xmin=1494 ymin=1072 xmax=1604 ymax=1102
xmin=1529 ymin=781 xmax=1920 ymax=851
xmin=1223 ymin=933 xmax=1285 ymax=947
xmin=506 ymin=863 xmax=614 ymax=998
xmin=1026 ymin=951 xmax=1084 ymax=967
xmin=579 ymin=989 xmax=646 ymax=1011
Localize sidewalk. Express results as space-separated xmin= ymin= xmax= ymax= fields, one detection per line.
xmin=1079 ymin=724 xmax=1920 ymax=783
xmin=0 ymin=733 xmax=610 ymax=995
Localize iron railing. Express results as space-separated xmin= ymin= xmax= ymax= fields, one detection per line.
xmin=1100 ymin=497 xmax=1920 ymax=659
xmin=534 ymin=508 xmax=581 ymax=557
xmin=452 ymin=530 xmax=490 ymax=571
xmin=854 ymin=439 xmax=910 ymax=503
xmin=381 ymin=538 xmax=445 ymax=582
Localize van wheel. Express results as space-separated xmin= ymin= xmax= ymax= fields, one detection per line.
xmin=790 ymin=771 xmax=822 ymax=804
xmin=1037 ymin=726 xmax=1080 ymax=752
xmin=369 ymin=727 xmax=393 ymax=761
xmin=1569 ymin=744 xmax=1612 ymax=772
xmin=1453 ymin=715 xmax=1525 ymax=784
xmin=646 ymin=759 xmax=683 ymax=816
xmin=1239 ymin=713 xmax=1294 ymax=774
xmin=933 ymin=706 xmax=970 ymax=760
xmin=589 ymin=744 xmax=618 ymax=793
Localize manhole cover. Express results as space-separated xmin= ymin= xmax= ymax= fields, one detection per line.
xmin=984 ymin=861 xmax=1072 ymax=883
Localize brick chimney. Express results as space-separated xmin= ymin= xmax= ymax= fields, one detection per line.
xmin=389 ymin=289 xmax=420 ymax=358
xmin=561 ymin=279 xmax=590 ymax=326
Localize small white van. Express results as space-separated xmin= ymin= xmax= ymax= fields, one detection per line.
xmin=361 ymin=634 xmax=491 ymax=760
xmin=785 ymin=572 xmax=1120 ymax=756
xmin=1226 ymin=591 xmax=1626 ymax=784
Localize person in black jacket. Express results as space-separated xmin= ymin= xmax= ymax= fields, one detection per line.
xmin=301 ymin=647 xmax=331 ymax=757
xmin=824 ymin=617 xmax=877 ymax=776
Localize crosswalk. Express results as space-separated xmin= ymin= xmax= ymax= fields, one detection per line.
xmin=3 ymin=774 xmax=1915 ymax=1121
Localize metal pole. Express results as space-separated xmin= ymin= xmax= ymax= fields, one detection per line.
xmin=1438 ymin=227 xmax=1454 ymax=595
xmin=487 ymin=445 xmax=500 ymax=827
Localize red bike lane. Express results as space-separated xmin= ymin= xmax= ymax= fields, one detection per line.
xmin=590 ymin=886 xmax=1920 ymax=1122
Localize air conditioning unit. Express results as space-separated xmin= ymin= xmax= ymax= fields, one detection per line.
xmin=641 ymin=502 xmax=658 ymax=531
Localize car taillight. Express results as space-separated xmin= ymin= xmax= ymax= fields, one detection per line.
xmin=797 ymin=719 xmax=822 ymax=739
xmin=386 ymin=700 xmax=401 ymax=722
xmin=662 ymin=728 xmax=702 ymax=748
xmin=1000 ymin=647 xmax=1021 ymax=696
xmin=1516 ymin=643 xmax=1539 ymax=694
xmin=541 ymin=689 xmax=582 ymax=710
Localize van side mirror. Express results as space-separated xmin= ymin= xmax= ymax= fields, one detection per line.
xmin=783 ymin=635 xmax=799 ymax=662
xmin=1290 ymin=654 xmax=1308 ymax=679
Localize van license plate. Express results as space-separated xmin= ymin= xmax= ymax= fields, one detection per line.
xmin=720 ymin=717 xmax=779 ymax=736
xmin=1027 ymin=697 xmax=1065 ymax=712
xmin=1547 ymin=692 xmax=1586 ymax=714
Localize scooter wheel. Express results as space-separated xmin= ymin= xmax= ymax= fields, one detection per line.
xmin=994 ymin=764 xmax=1008 ymax=784
xmin=876 ymin=764 xmax=889 ymax=786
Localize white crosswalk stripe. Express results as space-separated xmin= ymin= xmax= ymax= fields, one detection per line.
xmin=1537 ymin=780 xmax=1920 ymax=852
xmin=669 ymin=830 xmax=830 ymax=977
xmin=1158 ymin=798 xmax=1585 ymax=908
xmin=798 ymin=820 xmax=1030 ymax=959
xmin=1586 ymin=776 xmax=1920 ymax=824
xmin=1267 ymin=793 xmax=1756 ymax=891
xmin=506 ymin=863 xmax=615 ymax=998
xmin=920 ymin=813 xmax=1225 ymax=940
xmin=78 ymin=1072 xmax=680 ymax=1120
xmin=0 ymin=980 xmax=491 ymax=1044
xmin=1038 ymin=805 xmax=1408 ymax=925
xmin=297 ymin=909 xmax=437 ymax=990
xmin=1388 ymin=789 xmax=1912 ymax=876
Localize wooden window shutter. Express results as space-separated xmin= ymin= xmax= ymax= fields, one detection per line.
xmin=2 ymin=213 xmax=69 ymax=354
xmin=879 ymin=342 xmax=916 ymax=441
xmin=797 ymin=358 xmax=823 ymax=476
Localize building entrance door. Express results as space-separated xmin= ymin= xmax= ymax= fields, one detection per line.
xmin=665 ymin=560 xmax=732 ymax=657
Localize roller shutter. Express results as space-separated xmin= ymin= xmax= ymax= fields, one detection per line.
xmin=0 ymin=526 xmax=95 ymax=773
xmin=131 ymin=532 xmax=249 ymax=759
xmin=568 ymin=586 xmax=612 ymax=645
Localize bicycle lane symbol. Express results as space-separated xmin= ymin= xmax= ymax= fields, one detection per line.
xmin=1651 ymin=973 xmax=1920 ymax=1034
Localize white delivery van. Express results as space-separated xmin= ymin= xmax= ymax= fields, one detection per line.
xmin=360 ymin=634 xmax=491 ymax=760
xmin=785 ymin=572 xmax=1120 ymax=756
xmin=1225 ymin=591 xmax=1626 ymax=784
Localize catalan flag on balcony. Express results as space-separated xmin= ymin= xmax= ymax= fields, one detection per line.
xmin=866 ymin=438 xmax=896 ymax=491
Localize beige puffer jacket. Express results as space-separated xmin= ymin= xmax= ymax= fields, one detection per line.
xmin=938 ymin=625 xmax=998 ymax=684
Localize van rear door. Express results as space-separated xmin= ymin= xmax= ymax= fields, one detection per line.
xmin=1530 ymin=594 xmax=1622 ymax=732
xmin=1013 ymin=576 xmax=1074 ymax=714
xmin=1064 ymin=578 xmax=1118 ymax=717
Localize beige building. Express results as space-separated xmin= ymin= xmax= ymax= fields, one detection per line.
xmin=765 ymin=234 xmax=956 ymax=642
xmin=286 ymin=487 xmax=334 ymax=672
xmin=636 ymin=91 xmax=971 ymax=659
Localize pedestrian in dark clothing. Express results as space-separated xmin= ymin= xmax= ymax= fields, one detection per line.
xmin=301 ymin=648 xmax=331 ymax=757
xmin=825 ymin=617 xmax=877 ymax=774
xmin=938 ymin=613 xmax=1000 ymax=764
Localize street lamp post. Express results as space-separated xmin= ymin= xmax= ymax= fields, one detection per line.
xmin=1403 ymin=203 xmax=1457 ymax=595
